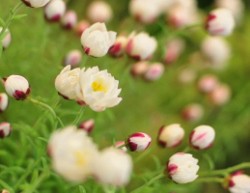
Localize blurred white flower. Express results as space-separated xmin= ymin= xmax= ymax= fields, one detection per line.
xmin=167 ymin=152 xmax=199 ymax=184
xmin=79 ymin=119 xmax=95 ymax=134
xmin=158 ymin=124 xmax=185 ymax=148
xmin=3 ymin=75 xmax=30 ymax=100
xmin=126 ymin=32 xmax=157 ymax=60
xmin=78 ymin=66 xmax=122 ymax=112
xmin=87 ymin=1 xmax=113 ymax=23
xmin=181 ymin=103 xmax=204 ymax=122
xmin=0 ymin=28 xmax=11 ymax=49
xmin=127 ymin=132 xmax=151 ymax=152
xmin=109 ymin=35 xmax=128 ymax=57
xmin=208 ymin=83 xmax=231 ymax=106
xmin=55 ymin=66 xmax=81 ymax=100
xmin=81 ymin=22 xmax=116 ymax=57
xmin=22 ymin=0 xmax=50 ymax=8
xmin=93 ymin=147 xmax=132 ymax=186
xmin=229 ymin=172 xmax=250 ymax=193
xmin=198 ymin=74 xmax=219 ymax=93
xmin=63 ymin=49 xmax=82 ymax=68
xmin=205 ymin=8 xmax=235 ymax=36
xmin=48 ymin=126 xmax=98 ymax=182
xmin=0 ymin=93 xmax=8 ymax=112
xmin=0 ymin=122 xmax=12 ymax=138
xmin=144 ymin=62 xmax=164 ymax=81
xmin=44 ymin=0 xmax=66 ymax=22
xmin=75 ymin=20 xmax=90 ymax=37
xmin=61 ymin=10 xmax=77 ymax=29
xmin=164 ymin=38 xmax=185 ymax=64
xmin=130 ymin=61 xmax=149 ymax=77
xmin=190 ymin=125 xmax=215 ymax=150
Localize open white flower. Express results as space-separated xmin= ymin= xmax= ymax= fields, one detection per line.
xmin=48 ymin=126 xmax=98 ymax=182
xmin=81 ymin=23 xmax=116 ymax=57
xmin=93 ymin=147 xmax=133 ymax=186
xmin=22 ymin=0 xmax=50 ymax=8
xmin=78 ymin=66 xmax=122 ymax=112
xmin=55 ymin=66 xmax=81 ymax=100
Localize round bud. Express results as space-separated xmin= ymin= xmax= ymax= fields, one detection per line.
xmin=144 ymin=63 xmax=164 ymax=81
xmin=130 ymin=61 xmax=149 ymax=78
xmin=44 ymin=0 xmax=66 ymax=22
xmin=79 ymin=119 xmax=95 ymax=134
xmin=109 ymin=36 xmax=128 ymax=57
xmin=61 ymin=10 xmax=77 ymax=29
xmin=87 ymin=1 xmax=112 ymax=23
xmin=63 ymin=49 xmax=82 ymax=68
xmin=208 ymin=83 xmax=231 ymax=106
xmin=0 ymin=28 xmax=11 ymax=49
xmin=197 ymin=74 xmax=219 ymax=93
xmin=127 ymin=132 xmax=151 ymax=152
xmin=228 ymin=172 xmax=250 ymax=193
xmin=75 ymin=20 xmax=90 ymax=37
xmin=0 ymin=122 xmax=12 ymax=138
xmin=0 ymin=93 xmax=8 ymax=112
xmin=181 ymin=103 xmax=204 ymax=122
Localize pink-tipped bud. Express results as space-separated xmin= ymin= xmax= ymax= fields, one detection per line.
xmin=189 ymin=125 xmax=215 ymax=150
xmin=228 ymin=172 xmax=250 ymax=193
xmin=0 ymin=122 xmax=12 ymax=138
xmin=0 ymin=93 xmax=8 ymax=112
xmin=208 ymin=83 xmax=231 ymax=106
xmin=114 ymin=141 xmax=128 ymax=152
xmin=127 ymin=132 xmax=151 ymax=152
xmin=61 ymin=10 xmax=77 ymax=29
xmin=144 ymin=63 xmax=164 ymax=81
xmin=181 ymin=103 xmax=204 ymax=122
xmin=87 ymin=1 xmax=112 ymax=23
xmin=198 ymin=74 xmax=219 ymax=93
xmin=22 ymin=0 xmax=50 ymax=8
xmin=164 ymin=38 xmax=185 ymax=64
xmin=130 ymin=61 xmax=149 ymax=77
xmin=63 ymin=49 xmax=82 ymax=67
xmin=75 ymin=20 xmax=90 ymax=37
xmin=158 ymin=124 xmax=185 ymax=148
xmin=205 ymin=8 xmax=235 ymax=36
xmin=109 ymin=36 xmax=128 ymax=57
xmin=79 ymin=119 xmax=95 ymax=134
xmin=3 ymin=75 xmax=30 ymax=100
xmin=44 ymin=0 xmax=66 ymax=22
xmin=0 ymin=28 xmax=11 ymax=50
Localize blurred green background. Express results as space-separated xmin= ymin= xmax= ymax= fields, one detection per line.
xmin=0 ymin=0 xmax=250 ymax=193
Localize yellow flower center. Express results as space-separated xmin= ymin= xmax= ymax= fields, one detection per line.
xmin=74 ymin=151 xmax=86 ymax=166
xmin=91 ymin=79 xmax=107 ymax=92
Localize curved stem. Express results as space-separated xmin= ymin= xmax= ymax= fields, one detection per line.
xmin=72 ymin=107 xmax=85 ymax=125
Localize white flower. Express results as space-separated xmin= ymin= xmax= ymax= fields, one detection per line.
xmin=205 ymin=8 xmax=235 ymax=36
xmin=190 ymin=125 xmax=215 ymax=150
xmin=127 ymin=132 xmax=151 ymax=152
xmin=44 ymin=0 xmax=66 ymax=22
xmin=144 ymin=62 xmax=164 ymax=81
xmin=126 ymin=32 xmax=157 ymax=60
xmin=229 ymin=173 xmax=250 ymax=193
xmin=93 ymin=147 xmax=133 ymax=186
xmin=63 ymin=49 xmax=82 ymax=67
xmin=22 ymin=0 xmax=50 ymax=8
xmin=0 ymin=28 xmax=11 ymax=49
xmin=167 ymin=153 xmax=199 ymax=184
xmin=0 ymin=122 xmax=12 ymax=138
xmin=78 ymin=66 xmax=122 ymax=112
xmin=158 ymin=124 xmax=185 ymax=148
xmin=109 ymin=35 xmax=128 ymax=57
xmin=48 ymin=126 xmax=98 ymax=182
xmin=61 ymin=10 xmax=77 ymax=29
xmin=0 ymin=93 xmax=8 ymax=112
xmin=55 ymin=66 xmax=81 ymax=100
xmin=80 ymin=22 xmax=116 ymax=57
xmin=4 ymin=75 xmax=30 ymax=100
xmin=87 ymin=1 xmax=113 ymax=23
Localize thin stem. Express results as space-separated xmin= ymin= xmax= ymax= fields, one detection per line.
xmin=28 ymin=97 xmax=64 ymax=127
xmin=72 ymin=107 xmax=85 ymax=125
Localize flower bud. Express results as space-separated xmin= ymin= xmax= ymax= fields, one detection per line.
xmin=208 ymin=83 xmax=231 ymax=106
xmin=130 ymin=61 xmax=149 ymax=77
xmin=63 ymin=49 xmax=82 ymax=67
xmin=79 ymin=119 xmax=94 ymax=134
xmin=228 ymin=172 xmax=250 ymax=193
xmin=44 ymin=0 xmax=66 ymax=22
xmin=197 ymin=74 xmax=219 ymax=93
xmin=0 ymin=122 xmax=12 ymax=138
xmin=3 ymin=75 xmax=30 ymax=100
xmin=181 ymin=103 xmax=204 ymax=122
xmin=164 ymin=38 xmax=185 ymax=64
xmin=144 ymin=62 xmax=164 ymax=81
xmin=109 ymin=36 xmax=127 ymax=57
xmin=75 ymin=20 xmax=90 ymax=37
xmin=205 ymin=8 xmax=235 ymax=36
xmin=22 ymin=0 xmax=50 ymax=8
xmin=87 ymin=1 xmax=112 ymax=23
xmin=127 ymin=132 xmax=151 ymax=152
xmin=61 ymin=10 xmax=77 ymax=29
xmin=190 ymin=125 xmax=215 ymax=150
xmin=80 ymin=22 xmax=116 ymax=57
xmin=0 ymin=93 xmax=8 ymax=112
xmin=167 ymin=152 xmax=199 ymax=184
xmin=158 ymin=124 xmax=185 ymax=148
xmin=126 ymin=32 xmax=157 ymax=61
xmin=0 ymin=28 xmax=11 ymax=50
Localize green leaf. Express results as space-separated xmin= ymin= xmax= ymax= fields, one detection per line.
xmin=78 ymin=185 xmax=87 ymax=193
xmin=0 ymin=17 xmax=5 ymax=26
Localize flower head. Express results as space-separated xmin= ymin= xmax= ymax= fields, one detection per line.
xmin=87 ymin=1 xmax=113 ymax=23
xmin=228 ymin=172 xmax=250 ymax=193
xmin=0 ymin=122 xmax=12 ymax=138
xmin=63 ymin=49 xmax=82 ymax=68
xmin=0 ymin=93 xmax=8 ymax=112
xmin=61 ymin=10 xmax=77 ymax=29
xmin=0 ymin=27 xmax=11 ymax=49
xmin=22 ymin=0 xmax=50 ymax=8
xmin=44 ymin=0 xmax=66 ymax=22
xmin=127 ymin=132 xmax=151 ymax=152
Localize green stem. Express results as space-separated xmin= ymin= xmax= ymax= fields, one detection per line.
xmin=103 ymin=185 xmax=117 ymax=193
xmin=72 ymin=107 xmax=85 ymax=125
xmin=195 ymin=177 xmax=224 ymax=184
xmin=28 ymin=97 xmax=64 ymax=127
xmin=131 ymin=173 xmax=165 ymax=193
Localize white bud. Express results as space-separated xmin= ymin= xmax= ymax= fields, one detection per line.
xmin=228 ymin=172 xmax=250 ymax=193
xmin=190 ymin=125 xmax=215 ymax=150
xmin=22 ymin=0 xmax=50 ymax=8
xmin=87 ymin=1 xmax=112 ymax=23
xmin=127 ymin=132 xmax=151 ymax=152
xmin=167 ymin=153 xmax=199 ymax=184
xmin=130 ymin=61 xmax=149 ymax=77
xmin=75 ymin=20 xmax=90 ymax=37
xmin=109 ymin=35 xmax=128 ymax=57
xmin=81 ymin=22 xmax=116 ymax=57
xmin=198 ymin=74 xmax=219 ymax=93
xmin=164 ymin=38 xmax=185 ymax=64
xmin=158 ymin=124 xmax=185 ymax=148
xmin=126 ymin=32 xmax=157 ymax=60
xmin=61 ymin=10 xmax=77 ymax=29
xmin=144 ymin=62 xmax=164 ymax=81
xmin=205 ymin=8 xmax=235 ymax=36
xmin=44 ymin=0 xmax=66 ymax=22
xmin=4 ymin=75 xmax=30 ymax=100
xmin=0 ymin=28 xmax=11 ymax=49
xmin=0 ymin=93 xmax=8 ymax=112
xmin=181 ymin=103 xmax=204 ymax=122
xmin=208 ymin=83 xmax=231 ymax=105
xmin=64 ymin=49 xmax=82 ymax=67
xmin=0 ymin=122 xmax=12 ymax=138
xmin=79 ymin=119 xmax=95 ymax=134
